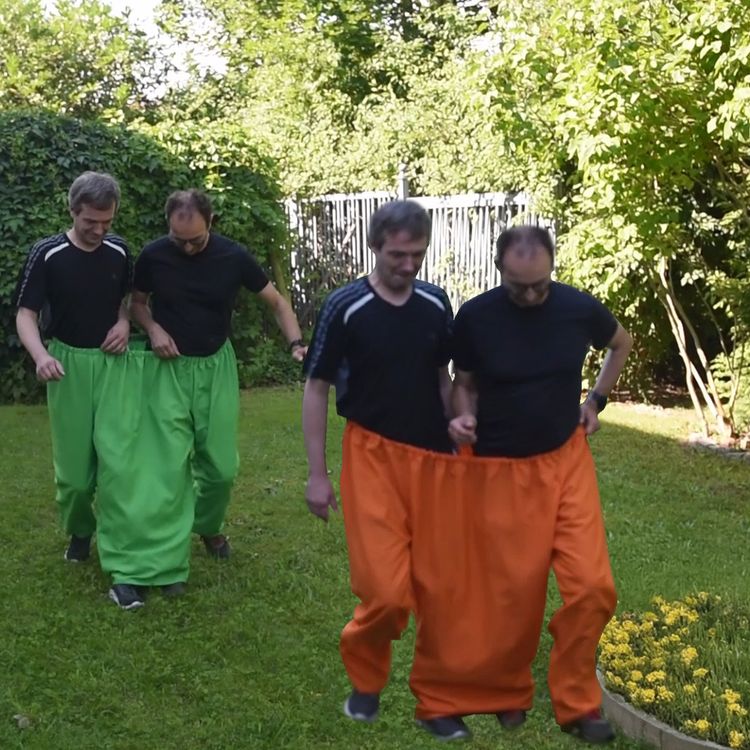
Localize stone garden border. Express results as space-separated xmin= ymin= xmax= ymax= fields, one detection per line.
xmin=597 ymin=671 xmax=728 ymax=750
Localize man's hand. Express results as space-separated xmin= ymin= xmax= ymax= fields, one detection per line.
xmin=579 ymin=400 xmax=601 ymax=435
xmin=101 ymin=318 xmax=130 ymax=354
xmin=291 ymin=344 xmax=308 ymax=363
xmin=35 ymin=353 xmax=65 ymax=382
xmin=305 ymin=474 xmax=339 ymax=522
xmin=149 ymin=323 xmax=180 ymax=359
xmin=448 ymin=414 xmax=477 ymax=445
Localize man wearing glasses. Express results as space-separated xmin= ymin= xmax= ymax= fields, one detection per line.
xmin=130 ymin=189 xmax=305 ymax=565
xmin=442 ymin=225 xmax=632 ymax=743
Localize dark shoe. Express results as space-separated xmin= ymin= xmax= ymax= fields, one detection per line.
xmin=109 ymin=584 xmax=145 ymax=611
xmin=561 ymin=710 xmax=615 ymax=743
xmin=416 ymin=716 xmax=471 ymax=741
xmin=161 ymin=582 xmax=186 ymax=597
xmin=343 ymin=690 xmax=379 ymax=722
xmin=497 ymin=709 xmax=527 ymax=729
xmin=64 ymin=534 xmax=91 ymax=562
xmin=201 ymin=534 xmax=231 ymax=560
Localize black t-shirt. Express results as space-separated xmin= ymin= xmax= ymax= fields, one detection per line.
xmin=304 ymin=277 xmax=453 ymax=453
xmin=133 ymin=233 xmax=270 ymax=356
xmin=453 ymin=282 xmax=618 ymax=457
xmin=14 ymin=232 xmax=131 ymax=348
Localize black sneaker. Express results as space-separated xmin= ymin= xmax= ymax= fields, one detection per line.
xmin=497 ymin=709 xmax=527 ymax=729
xmin=161 ymin=582 xmax=186 ymax=597
xmin=64 ymin=534 xmax=91 ymax=562
xmin=343 ymin=690 xmax=380 ymax=722
xmin=109 ymin=584 xmax=146 ymax=610
xmin=201 ymin=534 xmax=231 ymax=560
xmin=561 ymin=710 xmax=615 ymax=744
xmin=416 ymin=716 xmax=471 ymax=741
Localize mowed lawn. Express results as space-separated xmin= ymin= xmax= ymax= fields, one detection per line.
xmin=0 ymin=389 xmax=747 ymax=750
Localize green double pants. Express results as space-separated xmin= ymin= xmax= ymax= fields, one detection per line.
xmin=95 ymin=340 xmax=240 ymax=586
xmin=48 ymin=339 xmax=240 ymax=586
xmin=46 ymin=340 xmax=120 ymax=538
xmin=169 ymin=341 xmax=241 ymax=537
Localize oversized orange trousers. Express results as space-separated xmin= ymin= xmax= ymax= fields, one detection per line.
xmin=338 ymin=422 xmax=616 ymax=725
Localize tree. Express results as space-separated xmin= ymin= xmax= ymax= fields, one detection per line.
xmin=0 ymin=0 xmax=173 ymax=121
xmin=484 ymin=0 xmax=750 ymax=437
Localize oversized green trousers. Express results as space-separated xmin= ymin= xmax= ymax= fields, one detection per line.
xmin=97 ymin=340 xmax=240 ymax=586
xmin=46 ymin=340 xmax=121 ymax=538
xmin=48 ymin=339 xmax=240 ymax=587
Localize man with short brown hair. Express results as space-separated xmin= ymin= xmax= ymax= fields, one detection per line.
xmin=127 ymin=189 xmax=305 ymax=578
xmin=15 ymin=171 xmax=130 ymax=565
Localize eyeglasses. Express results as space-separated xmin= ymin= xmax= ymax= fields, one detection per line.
xmin=502 ymin=278 xmax=551 ymax=296
xmin=169 ymin=232 xmax=209 ymax=250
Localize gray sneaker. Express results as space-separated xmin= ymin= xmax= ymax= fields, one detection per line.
xmin=343 ymin=690 xmax=380 ymax=722
xmin=109 ymin=584 xmax=146 ymax=610
xmin=201 ymin=534 xmax=231 ymax=560
xmin=416 ymin=716 xmax=472 ymax=741
xmin=64 ymin=535 xmax=91 ymax=562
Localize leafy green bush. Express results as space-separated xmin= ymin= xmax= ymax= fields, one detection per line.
xmin=0 ymin=110 xmax=290 ymax=402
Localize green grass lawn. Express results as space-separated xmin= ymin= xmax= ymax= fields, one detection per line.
xmin=0 ymin=390 xmax=747 ymax=750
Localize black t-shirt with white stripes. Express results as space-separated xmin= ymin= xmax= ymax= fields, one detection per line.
xmin=304 ymin=277 xmax=453 ymax=452
xmin=14 ymin=232 xmax=131 ymax=348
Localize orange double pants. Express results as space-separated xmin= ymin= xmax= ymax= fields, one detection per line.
xmin=339 ymin=421 xmax=616 ymax=724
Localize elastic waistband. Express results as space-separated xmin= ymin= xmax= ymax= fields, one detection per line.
xmin=345 ymin=421 xmax=586 ymax=466
xmin=49 ymin=339 xmax=110 ymax=356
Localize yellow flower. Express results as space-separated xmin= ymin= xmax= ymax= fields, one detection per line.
xmin=643 ymin=611 xmax=659 ymax=622
xmin=707 ymin=627 xmax=717 ymax=638
xmin=729 ymin=730 xmax=745 ymax=749
xmin=637 ymin=688 xmax=656 ymax=704
xmin=645 ymin=670 xmax=666 ymax=684
xmin=680 ymin=646 xmax=698 ymax=665
xmin=727 ymin=703 xmax=748 ymax=716
xmin=630 ymin=671 xmax=644 ymax=682
xmin=656 ymin=686 xmax=674 ymax=702
xmin=650 ymin=657 xmax=665 ymax=669
xmin=722 ymin=689 xmax=742 ymax=704
xmin=683 ymin=684 xmax=697 ymax=695
xmin=694 ymin=719 xmax=711 ymax=735
xmin=625 ymin=681 xmax=638 ymax=694
xmin=669 ymin=633 xmax=682 ymax=643
xmin=693 ymin=668 xmax=709 ymax=679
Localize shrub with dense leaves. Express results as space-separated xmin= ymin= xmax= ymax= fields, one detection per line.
xmin=0 ymin=110 xmax=292 ymax=403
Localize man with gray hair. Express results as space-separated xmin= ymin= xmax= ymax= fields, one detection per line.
xmin=15 ymin=171 xmax=131 ymax=565
xmin=302 ymin=200 xmax=467 ymax=740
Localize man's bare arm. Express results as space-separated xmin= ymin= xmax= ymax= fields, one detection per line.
xmin=16 ymin=307 xmax=64 ymax=381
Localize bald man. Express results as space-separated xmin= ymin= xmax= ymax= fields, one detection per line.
xmin=440 ymin=226 xmax=632 ymax=744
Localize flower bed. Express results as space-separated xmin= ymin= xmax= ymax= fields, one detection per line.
xmin=599 ymin=593 xmax=750 ymax=749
